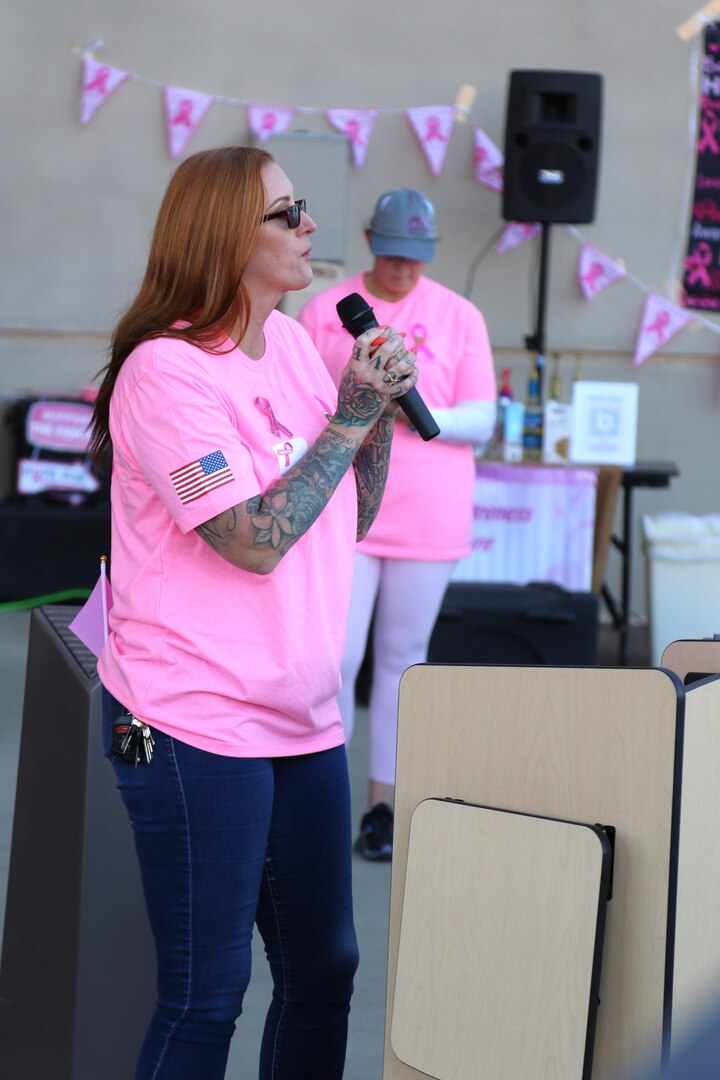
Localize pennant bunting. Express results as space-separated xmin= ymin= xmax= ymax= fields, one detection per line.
xmin=163 ymin=86 xmax=214 ymax=160
xmin=68 ymin=565 xmax=113 ymax=658
xmin=79 ymin=56 xmax=129 ymax=125
xmin=247 ymin=104 xmax=296 ymax=143
xmin=493 ymin=221 xmax=541 ymax=257
xmin=633 ymin=293 xmax=693 ymax=366
xmin=473 ymin=127 xmax=504 ymax=192
xmin=326 ymin=109 xmax=379 ymax=169
xmin=577 ymin=242 xmax=626 ymax=300
xmin=406 ymin=105 xmax=455 ymax=177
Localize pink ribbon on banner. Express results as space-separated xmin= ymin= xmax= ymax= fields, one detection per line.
xmin=684 ymin=242 xmax=714 ymax=287
xmin=247 ymin=105 xmax=296 ymax=143
xmin=172 ymin=99 xmax=194 ymax=128
xmin=406 ymin=105 xmax=455 ymax=177
xmin=633 ymin=293 xmax=692 ymax=366
xmin=326 ymin=109 xmax=379 ymax=168
xmin=255 ymin=397 xmax=293 ymax=438
xmin=79 ymin=57 xmax=129 ymax=125
xmin=473 ymin=128 xmax=504 ymax=193
xmin=647 ymin=310 xmax=671 ymax=339
xmin=493 ymin=222 xmax=540 ymax=257
xmin=163 ymin=86 xmax=214 ymax=160
xmin=577 ymin=242 xmax=626 ymax=300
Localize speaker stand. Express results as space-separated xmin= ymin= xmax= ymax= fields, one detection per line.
xmin=524 ymin=221 xmax=552 ymax=398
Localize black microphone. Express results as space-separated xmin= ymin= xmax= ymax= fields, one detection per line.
xmin=336 ymin=292 xmax=440 ymax=442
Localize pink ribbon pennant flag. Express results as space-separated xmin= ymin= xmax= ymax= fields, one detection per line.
xmin=247 ymin=104 xmax=296 ymax=143
xmin=578 ymin=243 xmax=626 ymax=300
xmin=493 ymin=221 xmax=541 ymax=257
xmin=473 ymin=127 xmax=504 ymax=193
xmin=633 ymin=292 xmax=692 ymax=366
xmin=79 ymin=56 xmax=130 ymax=125
xmin=163 ymin=86 xmax=214 ymax=160
xmin=68 ymin=570 xmax=113 ymax=658
xmin=406 ymin=105 xmax=455 ymax=177
xmin=326 ymin=109 xmax=379 ymax=169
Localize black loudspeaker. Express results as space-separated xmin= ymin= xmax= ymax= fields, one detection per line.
xmin=502 ymin=70 xmax=603 ymax=224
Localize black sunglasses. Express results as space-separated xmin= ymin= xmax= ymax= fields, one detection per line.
xmin=262 ymin=199 xmax=306 ymax=230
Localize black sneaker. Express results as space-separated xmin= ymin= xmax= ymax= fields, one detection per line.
xmin=355 ymin=802 xmax=394 ymax=861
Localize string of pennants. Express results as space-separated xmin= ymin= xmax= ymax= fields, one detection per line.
xmin=78 ymin=44 xmax=720 ymax=368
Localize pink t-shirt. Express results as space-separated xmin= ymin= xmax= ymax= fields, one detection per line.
xmin=299 ymin=273 xmax=496 ymax=561
xmin=97 ymin=311 xmax=356 ymax=757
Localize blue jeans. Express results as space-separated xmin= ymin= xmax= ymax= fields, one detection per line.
xmin=110 ymin=718 xmax=359 ymax=1079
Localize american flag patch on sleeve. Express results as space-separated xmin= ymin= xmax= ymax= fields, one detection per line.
xmin=169 ymin=451 xmax=234 ymax=505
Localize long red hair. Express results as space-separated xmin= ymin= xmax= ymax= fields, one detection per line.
xmin=89 ymin=145 xmax=272 ymax=462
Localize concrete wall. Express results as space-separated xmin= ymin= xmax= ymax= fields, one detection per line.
xmin=2 ymin=0 xmax=718 ymax=617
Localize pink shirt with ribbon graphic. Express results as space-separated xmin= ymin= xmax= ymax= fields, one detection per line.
xmin=97 ymin=311 xmax=356 ymax=758
xmin=299 ymin=273 xmax=496 ymax=561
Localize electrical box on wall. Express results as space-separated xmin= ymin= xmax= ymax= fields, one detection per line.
xmin=264 ymin=131 xmax=350 ymax=263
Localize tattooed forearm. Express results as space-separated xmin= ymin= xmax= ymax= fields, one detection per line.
xmin=196 ymin=505 xmax=239 ymax=551
xmin=353 ymin=413 xmax=395 ymax=540
xmin=249 ymin=428 xmax=357 ymax=551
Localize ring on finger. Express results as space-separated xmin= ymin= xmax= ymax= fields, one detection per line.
xmin=384 ymin=370 xmax=401 ymax=385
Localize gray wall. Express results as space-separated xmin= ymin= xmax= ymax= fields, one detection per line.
xmin=2 ymin=0 xmax=718 ymax=617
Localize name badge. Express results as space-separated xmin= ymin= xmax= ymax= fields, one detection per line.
xmin=273 ymin=436 xmax=308 ymax=475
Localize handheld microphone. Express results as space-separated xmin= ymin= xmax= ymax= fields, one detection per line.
xmin=336 ymin=292 xmax=440 ymax=442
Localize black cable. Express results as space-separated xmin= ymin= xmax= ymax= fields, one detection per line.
xmin=463 ymin=225 xmax=507 ymax=299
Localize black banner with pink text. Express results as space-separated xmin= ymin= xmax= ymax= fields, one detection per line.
xmin=683 ymin=23 xmax=720 ymax=311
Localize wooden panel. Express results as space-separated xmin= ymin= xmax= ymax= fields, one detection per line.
xmin=384 ymin=665 xmax=681 ymax=1080
xmin=672 ymin=675 xmax=720 ymax=1048
xmin=391 ymin=800 xmax=609 ymax=1080
xmin=661 ymin=639 xmax=720 ymax=683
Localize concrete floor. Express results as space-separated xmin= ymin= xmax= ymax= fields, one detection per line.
xmin=0 ymin=607 xmax=648 ymax=1079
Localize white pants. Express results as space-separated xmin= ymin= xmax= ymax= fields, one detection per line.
xmin=338 ymin=552 xmax=456 ymax=786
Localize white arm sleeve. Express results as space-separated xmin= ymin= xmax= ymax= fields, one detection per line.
xmin=429 ymin=400 xmax=497 ymax=448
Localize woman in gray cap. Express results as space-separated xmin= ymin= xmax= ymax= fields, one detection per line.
xmin=299 ymin=188 xmax=496 ymax=860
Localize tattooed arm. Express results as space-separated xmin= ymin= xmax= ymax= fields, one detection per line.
xmin=196 ymin=327 xmax=417 ymax=574
xmin=352 ymin=412 xmax=395 ymax=541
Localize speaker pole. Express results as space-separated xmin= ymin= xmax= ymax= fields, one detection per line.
xmin=524 ymin=221 xmax=552 ymax=399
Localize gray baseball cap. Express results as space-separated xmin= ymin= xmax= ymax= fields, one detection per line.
xmin=367 ymin=188 xmax=437 ymax=262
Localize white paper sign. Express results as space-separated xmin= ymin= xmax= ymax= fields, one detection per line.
xmin=570 ymin=382 xmax=639 ymax=466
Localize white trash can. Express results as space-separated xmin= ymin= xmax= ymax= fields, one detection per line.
xmin=643 ymin=512 xmax=720 ymax=666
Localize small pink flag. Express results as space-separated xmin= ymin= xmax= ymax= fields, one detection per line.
xmin=633 ymin=292 xmax=692 ymax=366
xmin=247 ymin=104 xmax=296 ymax=142
xmin=493 ymin=221 xmax=541 ymax=257
xmin=163 ymin=86 xmax=214 ymax=160
xmin=79 ymin=57 xmax=129 ymax=125
xmin=473 ymin=127 xmax=504 ymax=193
xmin=326 ymin=109 xmax=379 ymax=168
xmin=578 ymin=243 xmax=626 ymax=300
xmin=68 ymin=562 xmax=113 ymax=658
xmin=406 ymin=105 xmax=455 ymax=177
